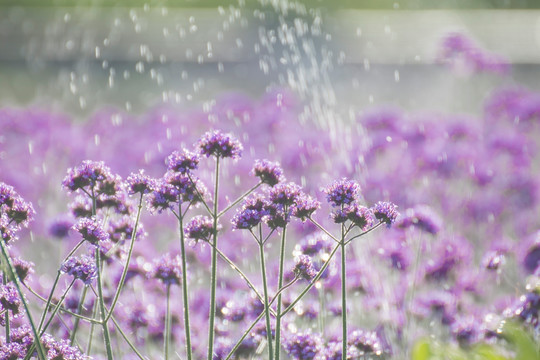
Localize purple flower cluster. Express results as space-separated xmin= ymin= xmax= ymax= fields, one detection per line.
xmin=197 ymin=130 xmax=243 ymax=159
xmin=185 ymin=215 xmax=215 ymax=242
xmin=62 ymin=160 xmax=113 ymax=192
xmin=151 ymin=253 xmax=182 ymax=286
xmin=73 ymin=217 xmax=109 ymax=245
xmin=323 ymin=179 xmax=360 ymax=207
xmin=293 ymin=255 xmax=317 ymax=281
xmin=251 ymin=159 xmax=284 ymax=186
xmin=61 ymin=255 xmax=97 ymax=284
xmin=167 ymin=149 xmax=200 ymax=174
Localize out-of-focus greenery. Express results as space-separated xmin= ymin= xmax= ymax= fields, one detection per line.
xmin=0 ymin=0 xmax=540 ymax=9
xmin=412 ymin=321 xmax=539 ymax=360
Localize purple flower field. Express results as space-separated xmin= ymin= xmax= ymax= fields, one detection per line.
xmin=1 ymin=4 xmax=540 ymax=360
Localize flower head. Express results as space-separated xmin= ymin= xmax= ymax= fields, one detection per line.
xmin=167 ymin=149 xmax=200 ymax=174
xmin=397 ymin=205 xmax=442 ymax=234
xmin=292 ymin=194 xmax=320 ymax=221
xmin=269 ymin=182 xmax=301 ymax=206
xmin=126 ymin=170 xmax=155 ymax=195
xmin=348 ymin=329 xmax=383 ymax=355
xmin=231 ymin=195 xmax=270 ymax=230
xmin=252 ymin=159 xmax=284 ymax=186
xmin=73 ymin=217 xmax=109 ymax=245
xmin=0 ymin=283 xmax=22 ymax=317
xmin=293 ymin=255 xmax=317 ymax=281
xmin=372 ymin=201 xmax=399 ymax=226
xmin=284 ymin=331 xmax=323 ymax=360
xmin=323 ymin=179 xmax=360 ymax=207
xmin=6 ymin=198 xmax=35 ymax=227
xmin=164 ymin=172 xmax=209 ymax=204
xmin=61 ymin=255 xmax=97 ymax=285
xmin=12 ymin=257 xmax=34 ymax=283
xmin=62 ymin=160 xmax=113 ymax=192
xmin=197 ymin=130 xmax=243 ymax=159
xmin=151 ymin=253 xmax=182 ymax=286
xmin=185 ymin=215 xmax=216 ymax=242
xmin=346 ymin=204 xmax=374 ymax=230
xmin=265 ymin=203 xmax=291 ymax=229
xmin=0 ymin=183 xmax=17 ymax=208
xmin=147 ymin=180 xmax=179 ymax=213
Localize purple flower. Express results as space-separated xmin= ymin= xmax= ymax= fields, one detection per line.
xmin=147 ymin=180 xmax=179 ymax=213
xmin=185 ymin=215 xmax=216 ymax=242
xmin=61 ymin=255 xmax=97 ymax=284
xmin=151 ymin=253 xmax=182 ymax=286
xmin=167 ymin=149 xmax=200 ymax=174
xmin=323 ymin=179 xmax=360 ymax=207
xmin=482 ymin=250 xmax=506 ymax=270
xmin=348 ymin=329 xmax=383 ymax=355
xmin=164 ymin=171 xmax=209 ymax=204
xmin=231 ymin=195 xmax=270 ymax=229
xmin=0 ymin=182 xmax=17 ymax=208
xmin=108 ymin=216 xmax=146 ymax=243
xmin=372 ymin=201 xmax=399 ymax=226
xmin=41 ymin=333 xmax=89 ymax=360
xmin=0 ymin=214 xmax=18 ymax=244
xmin=73 ymin=217 xmax=109 ymax=245
xmin=62 ymin=160 xmax=113 ymax=192
xmin=451 ymin=316 xmax=481 ymax=345
xmin=523 ymin=240 xmax=540 ymax=274
xmin=346 ymin=204 xmax=374 ymax=230
xmin=292 ymin=194 xmax=320 ymax=221
xmin=265 ymin=203 xmax=291 ymax=229
xmin=284 ymin=332 xmax=323 ymax=360
xmin=0 ymin=283 xmax=22 ymax=317
xmin=269 ymin=182 xmax=301 ymax=206
xmin=48 ymin=216 xmax=74 ymax=238
xmin=293 ymin=255 xmax=317 ymax=281
xmin=5 ymin=197 xmax=35 ymax=227
xmin=69 ymin=196 xmax=92 ymax=218
xmin=0 ymin=342 xmax=26 ymax=359
xmin=197 ymin=130 xmax=243 ymax=159
xmin=330 ymin=208 xmax=348 ymax=224
xmin=126 ymin=170 xmax=154 ymax=195
xmin=251 ymin=159 xmax=284 ymax=186
xmin=12 ymin=257 xmax=34 ymax=283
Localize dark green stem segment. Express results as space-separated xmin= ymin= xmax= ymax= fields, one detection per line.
xmin=207 ymin=157 xmax=220 ymax=360
xmin=341 ymin=222 xmax=347 ymax=360
xmin=3 ymin=272 xmax=9 ymax=343
xmin=178 ymin=204 xmax=193 ymax=360
xmin=95 ymin=247 xmax=114 ymax=360
xmin=164 ymin=285 xmax=171 ymax=360
xmin=0 ymin=239 xmax=47 ymax=360
xmin=258 ymin=233 xmax=274 ymax=360
xmin=274 ymin=225 xmax=287 ymax=360
xmin=70 ymin=285 xmax=88 ymax=345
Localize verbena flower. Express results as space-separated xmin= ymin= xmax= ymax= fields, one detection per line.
xmin=0 ymin=283 xmax=23 ymax=317
xmin=397 ymin=205 xmax=442 ymax=234
xmin=48 ymin=216 xmax=74 ymax=238
xmin=292 ymin=194 xmax=320 ymax=221
xmin=185 ymin=215 xmax=216 ymax=242
xmin=482 ymin=250 xmax=506 ymax=270
xmin=73 ymin=217 xmax=109 ymax=245
xmin=61 ymin=255 xmax=97 ymax=285
xmin=5 ymin=197 xmax=35 ymax=227
xmin=147 ymin=180 xmax=179 ymax=213
xmin=0 ymin=214 xmax=18 ymax=244
xmin=346 ymin=204 xmax=374 ymax=230
xmin=12 ymin=257 xmax=34 ymax=283
xmin=323 ymin=179 xmax=360 ymax=207
xmin=372 ymin=201 xmax=399 ymax=226
xmin=167 ymin=149 xmax=200 ymax=174
xmin=293 ymin=255 xmax=317 ymax=281
xmin=265 ymin=203 xmax=291 ymax=229
xmin=69 ymin=196 xmax=92 ymax=218
xmin=42 ymin=333 xmax=90 ymax=360
xmin=62 ymin=160 xmax=113 ymax=192
xmin=251 ymin=159 xmax=284 ymax=186
xmin=269 ymin=182 xmax=301 ymax=206
xmin=297 ymin=232 xmax=333 ymax=257
xmin=164 ymin=171 xmax=209 ymax=204
xmin=231 ymin=195 xmax=269 ymax=230
xmin=151 ymin=253 xmax=182 ymax=286
xmin=108 ymin=216 xmax=146 ymax=243
xmin=126 ymin=170 xmax=154 ymax=195
xmin=197 ymin=130 xmax=243 ymax=159
xmin=0 ymin=182 xmax=17 ymax=208
xmin=284 ymin=331 xmax=323 ymax=360
xmin=348 ymin=329 xmax=383 ymax=355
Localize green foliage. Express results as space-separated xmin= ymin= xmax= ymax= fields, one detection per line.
xmin=411 ymin=321 xmax=539 ymax=360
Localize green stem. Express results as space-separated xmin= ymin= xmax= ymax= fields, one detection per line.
xmin=164 ymin=285 xmax=171 ymax=360
xmin=110 ymin=316 xmax=147 ymax=360
xmin=95 ymin=247 xmax=114 ymax=359
xmin=3 ymin=272 xmax=9 ymax=342
xmin=105 ymin=193 xmax=144 ymax=322
xmin=0 ymin=240 xmax=47 ymax=359
xmin=70 ymin=285 xmax=88 ymax=345
xmin=40 ymin=280 xmax=76 ymax=335
xmin=258 ymin=228 xmax=274 ymax=359
xmin=178 ymin=204 xmax=193 ymax=360
xmin=274 ymin=225 xmax=287 ymax=360
xmin=318 ymin=286 xmax=326 ymax=335
xmin=341 ymin=221 xmax=347 ymax=360
xmin=217 ymin=182 xmax=262 ymax=218
xmin=207 ymin=157 xmax=220 ymax=360
xmin=87 ymin=301 xmax=99 ymax=355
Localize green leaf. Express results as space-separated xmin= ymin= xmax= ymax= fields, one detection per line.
xmin=412 ymin=339 xmax=434 ymax=360
xmin=500 ymin=321 xmax=540 ymax=360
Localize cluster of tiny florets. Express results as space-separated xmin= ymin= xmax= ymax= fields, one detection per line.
xmin=252 ymin=159 xmax=284 ymax=186
xmin=167 ymin=149 xmax=200 ymax=174
xmin=61 ymin=255 xmax=97 ymax=284
xmin=232 ymin=195 xmax=270 ymax=230
xmin=62 ymin=160 xmax=113 ymax=192
xmin=126 ymin=170 xmax=155 ymax=195
xmin=292 ymin=194 xmax=320 ymax=221
xmin=185 ymin=215 xmax=215 ymax=242
xmin=197 ymin=130 xmax=243 ymax=159
xmin=323 ymin=179 xmax=360 ymax=207
xmin=372 ymin=201 xmax=399 ymax=226
xmin=73 ymin=217 xmax=109 ymax=245
xmin=0 ymin=282 xmax=23 ymax=317
xmin=269 ymin=182 xmax=302 ymax=206
xmin=284 ymin=331 xmax=323 ymax=360
xmin=293 ymin=255 xmax=317 ymax=281
xmin=151 ymin=253 xmax=182 ymax=286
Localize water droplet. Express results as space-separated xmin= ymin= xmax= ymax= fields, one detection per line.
xmin=94 ymin=134 xmax=100 ymax=146
xmin=28 ymin=141 xmax=33 ymax=154
xmin=394 ymin=70 xmax=400 ymax=82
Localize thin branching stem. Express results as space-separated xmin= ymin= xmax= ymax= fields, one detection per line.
xmin=207 ymin=157 xmax=220 ymax=360
xmin=217 ymin=182 xmax=262 ymax=218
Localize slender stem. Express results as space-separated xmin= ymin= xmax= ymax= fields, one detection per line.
xmin=258 ymin=226 xmax=274 ymax=359
xmin=105 ymin=193 xmax=144 ymax=322
xmin=186 ymin=173 xmax=213 ymax=216
xmin=207 ymin=157 xmax=220 ymax=360
xmin=38 ymin=239 xmax=85 ymax=331
xmin=318 ymin=286 xmax=325 ymax=335
xmin=3 ymin=272 xmax=9 ymax=342
xmin=95 ymin=247 xmax=114 ymax=359
xmin=111 ymin=315 xmax=147 ymax=360
xmin=0 ymin=240 xmax=47 ymax=359
xmin=70 ymin=285 xmax=89 ymax=345
xmin=178 ymin=204 xmax=193 ymax=360
xmin=164 ymin=285 xmax=171 ymax=360
xmin=341 ymin=220 xmax=347 ymax=360
xmin=87 ymin=301 xmax=99 ymax=355
xmin=217 ymin=182 xmax=262 ymax=218
xmin=308 ymin=217 xmax=340 ymax=243
xmin=40 ymin=280 xmax=76 ymax=335
xmin=344 ymin=221 xmax=384 ymax=245
xmin=274 ymin=224 xmax=287 ymax=360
